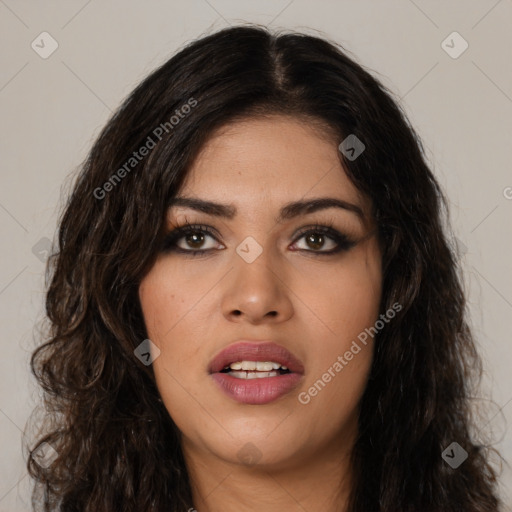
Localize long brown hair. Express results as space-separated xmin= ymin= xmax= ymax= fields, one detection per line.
xmin=26 ymin=24 xmax=503 ymax=511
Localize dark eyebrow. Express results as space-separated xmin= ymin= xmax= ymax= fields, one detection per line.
xmin=168 ymin=196 xmax=365 ymax=222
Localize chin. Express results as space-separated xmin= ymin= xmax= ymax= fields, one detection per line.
xmin=185 ymin=413 xmax=312 ymax=469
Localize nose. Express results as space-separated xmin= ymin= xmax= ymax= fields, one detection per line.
xmin=221 ymin=248 xmax=294 ymax=325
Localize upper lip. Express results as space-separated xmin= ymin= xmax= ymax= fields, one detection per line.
xmin=209 ymin=341 xmax=305 ymax=374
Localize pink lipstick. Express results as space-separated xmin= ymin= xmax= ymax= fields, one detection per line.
xmin=209 ymin=341 xmax=304 ymax=405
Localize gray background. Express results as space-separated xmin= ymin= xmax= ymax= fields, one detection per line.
xmin=0 ymin=1 xmax=511 ymax=510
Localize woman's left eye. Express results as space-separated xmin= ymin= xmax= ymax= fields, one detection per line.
xmin=292 ymin=226 xmax=356 ymax=254
xmin=161 ymin=224 xmax=356 ymax=257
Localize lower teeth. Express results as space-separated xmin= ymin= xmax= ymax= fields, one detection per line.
xmin=229 ymin=370 xmax=279 ymax=379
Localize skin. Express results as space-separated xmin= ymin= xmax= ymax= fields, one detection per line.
xmin=138 ymin=115 xmax=383 ymax=512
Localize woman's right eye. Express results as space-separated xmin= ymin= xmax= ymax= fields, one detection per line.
xmin=161 ymin=225 xmax=223 ymax=257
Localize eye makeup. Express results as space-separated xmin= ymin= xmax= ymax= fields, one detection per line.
xmin=160 ymin=218 xmax=359 ymax=258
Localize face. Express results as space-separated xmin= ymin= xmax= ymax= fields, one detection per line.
xmin=138 ymin=115 xmax=382 ymax=470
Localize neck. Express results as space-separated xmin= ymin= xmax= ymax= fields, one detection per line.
xmin=183 ymin=435 xmax=355 ymax=512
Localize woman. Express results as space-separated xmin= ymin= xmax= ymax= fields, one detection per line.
xmin=27 ymin=24 xmax=503 ymax=511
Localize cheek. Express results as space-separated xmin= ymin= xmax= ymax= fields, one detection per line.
xmin=138 ymin=258 xmax=217 ymax=345
xmin=294 ymin=244 xmax=381 ymax=408
xmin=138 ymin=266 xmax=193 ymax=391
xmin=138 ymin=261 xmax=216 ymax=420
xmin=293 ymin=241 xmax=382 ymax=341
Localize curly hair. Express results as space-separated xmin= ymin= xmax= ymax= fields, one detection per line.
xmin=26 ymin=24 xmax=503 ymax=511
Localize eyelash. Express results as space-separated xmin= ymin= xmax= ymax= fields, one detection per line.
xmin=160 ymin=220 xmax=357 ymax=258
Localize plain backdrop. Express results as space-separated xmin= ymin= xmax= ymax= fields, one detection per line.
xmin=0 ymin=1 xmax=511 ymax=510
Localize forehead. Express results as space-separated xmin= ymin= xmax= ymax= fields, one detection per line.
xmin=175 ymin=115 xmax=371 ymax=220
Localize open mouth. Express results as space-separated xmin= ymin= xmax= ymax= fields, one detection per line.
xmin=219 ymin=360 xmax=291 ymax=379
xmin=209 ymin=341 xmax=304 ymax=404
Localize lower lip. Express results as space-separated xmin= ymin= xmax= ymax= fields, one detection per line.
xmin=211 ymin=372 xmax=303 ymax=405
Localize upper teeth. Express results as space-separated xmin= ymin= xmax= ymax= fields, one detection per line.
xmin=225 ymin=361 xmax=288 ymax=371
